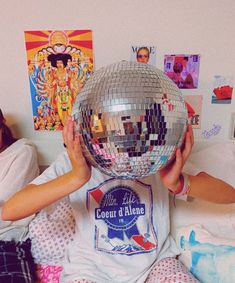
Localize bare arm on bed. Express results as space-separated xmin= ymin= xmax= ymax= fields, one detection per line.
xmin=187 ymin=172 xmax=235 ymax=203
xmin=160 ymin=125 xmax=235 ymax=204
xmin=2 ymin=118 xmax=91 ymax=221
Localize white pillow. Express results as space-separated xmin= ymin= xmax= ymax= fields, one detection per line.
xmin=0 ymin=139 xmax=39 ymax=241
xmin=176 ymin=224 xmax=235 ymax=283
xmin=0 ymin=139 xmax=39 ymax=201
xmin=171 ymin=197 xmax=235 ymax=240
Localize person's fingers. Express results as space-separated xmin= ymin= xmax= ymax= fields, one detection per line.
xmin=66 ymin=119 xmax=75 ymax=150
xmin=62 ymin=124 xmax=67 ymax=145
xmin=182 ymin=125 xmax=193 ymax=161
xmin=174 ymin=148 xmax=183 ymax=173
xmin=188 ymin=124 xmax=194 ymax=146
xmin=73 ymin=134 xmax=91 ymax=170
xmin=73 ymin=134 xmax=83 ymax=157
xmin=62 ymin=116 xmax=71 ymax=146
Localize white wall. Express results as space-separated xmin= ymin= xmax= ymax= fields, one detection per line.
xmin=1 ymin=0 xmax=235 ymax=165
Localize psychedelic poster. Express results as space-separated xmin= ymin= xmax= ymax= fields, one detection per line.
xmin=184 ymin=95 xmax=203 ymax=129
xmin=130 ymin=46 xmax=156 ymax=66
xmin=211 ymin=75 xmax=233 ymax=104
xmin=164 ymin=54 xmax=200 ymax=89
xmin=24 ymin=30 xmax=94 ymax=131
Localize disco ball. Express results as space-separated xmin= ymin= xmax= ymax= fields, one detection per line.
xmin=72 ymin=61 xmax=188 ymax=179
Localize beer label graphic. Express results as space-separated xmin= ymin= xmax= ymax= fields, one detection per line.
xmin=87 ymin=178 xmax=157 ymax=255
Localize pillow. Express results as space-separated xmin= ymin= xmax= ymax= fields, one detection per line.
xmin=0 ymin=139 xmax=39 ymax=241
xmin=0 ymin=139 xmax=39 ymax=201
xmin=175 ymin=224 xmax=235 ymax=283
xmin=170 ymin=197 xmax=235 ymax=241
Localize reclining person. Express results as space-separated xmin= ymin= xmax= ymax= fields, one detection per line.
xmin=0 ymin=108 xmax=39 ymax=282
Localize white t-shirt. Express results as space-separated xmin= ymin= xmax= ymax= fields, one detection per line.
xmin=0 ymin=138 xmax=39 ymax=201
xmin=0 ymin=138 xmax=39 ymax=241
xmin=32 ymin=151 xmax=179 ymax=283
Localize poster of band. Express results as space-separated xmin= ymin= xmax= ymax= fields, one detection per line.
xmin=24 ymin=30 xmax=94 ymax=131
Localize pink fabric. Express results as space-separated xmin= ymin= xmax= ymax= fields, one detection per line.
xmin=29 ymin=200 xmax=75 ymax=265
xmin=35 ymin=264 xmax=95 ymax=283
xmin=36 ymin=264 xmax=63 ymax=283
xmin=67 ymin=280 xmax=95 ymax=283
xmin=145 ymin=257 xmax=199 ymax=283
xmin=35 ymin=258 xmax=198 ymax=283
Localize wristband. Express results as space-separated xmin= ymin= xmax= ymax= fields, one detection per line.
xmin=169 ymin=173 xmax=191 ymax=207
xmin=177 ymin=173 xmax=191 ymax=196
xmin=168 ymin=173 xmax=184 ymax=195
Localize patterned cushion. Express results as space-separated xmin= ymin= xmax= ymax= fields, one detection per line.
xmin=176 ymin=224 xmax=235 ymax=283
xmin=35 ymin=264 xmax=63 ymax=283
xmin=29 ymin=199 xmax=75 ymax=265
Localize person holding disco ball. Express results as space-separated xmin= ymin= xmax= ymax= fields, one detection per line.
xmin=3 ymin=61 xmax=235 ymax=283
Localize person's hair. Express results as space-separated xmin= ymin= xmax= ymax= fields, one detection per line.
xmin=0 ymin=109 xmax=16 ymax=147
xmin=137 ymin=47 xmax=150 ymax=58
xmin=47 ymin=53 xmax=72 ymax=68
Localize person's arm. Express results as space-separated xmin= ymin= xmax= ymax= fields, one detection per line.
xmin=2 ymin=117 xmax=91 ymax=221
xmin=187 ymin=172 xmax=235 ymax=204
xmin=159 ymin=124 xmax=235 ymax=204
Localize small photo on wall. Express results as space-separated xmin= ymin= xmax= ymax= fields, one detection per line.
xmin=130 ymin=46 xmax=156 ymax=66
xmin=164 ymin=54 xmax=200 ymax=89
xmin=184 ymin=95 xmax=203 ymax=129
xmin=230 ymin=113 xmax=235 ymax=140
xmin=211 ymin=75 xmax=233 ymax=104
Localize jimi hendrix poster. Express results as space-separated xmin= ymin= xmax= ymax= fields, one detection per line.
xmin=24 ymin=30 xmax=94 ymax=131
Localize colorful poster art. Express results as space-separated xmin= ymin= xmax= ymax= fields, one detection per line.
xmin=184 ymin=95 xmax=203 ymax=129
xmin=211 ymin=75 xmax=233 ymax=104
xmin=164 ymin=54 xmax=200 ymax=89
xmin=130 ymin=46 xmax=156 ymax=66
xmin=24 ymin=30 xmax=94 ymax=131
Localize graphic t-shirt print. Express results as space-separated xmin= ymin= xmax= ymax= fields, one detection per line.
xmin=87 ymin=178 xmax=157 ymax=255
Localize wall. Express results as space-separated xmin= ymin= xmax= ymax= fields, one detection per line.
xmin=0 ymin=0 xmax=234 ymax=165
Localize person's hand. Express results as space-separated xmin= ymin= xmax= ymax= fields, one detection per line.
xmin=159 ymin=124 xmax=194 ymax=192
xmin=62 ymin=116 xmax=91 ymax=186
